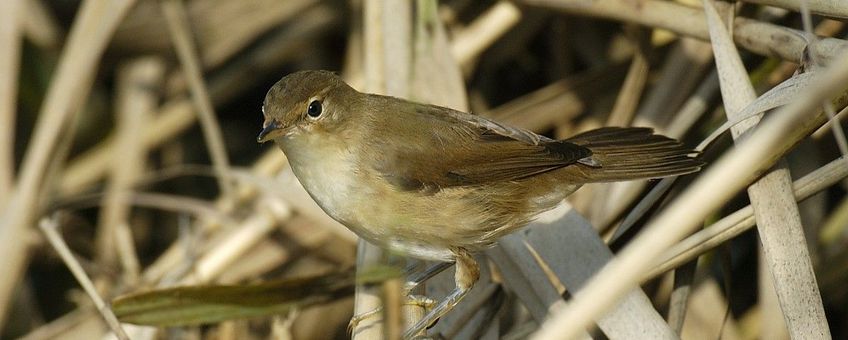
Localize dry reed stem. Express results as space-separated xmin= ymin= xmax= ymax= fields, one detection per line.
xmin=451 ymin=1 xmax=522 ymax=71
xmin=115 ymin=0 xmax=316 ymax=68
xmin=526 ymin=215 xmax=675 ymax=338
xmin=16 ymin=1 xmax=848 ymax=338
xmin=0 ymin=0 xmax=23 ymax=206
xmin=797 ymin=5 xmax=848 ymax=157
xmin=680 ymin=279 xmax=742 ymax=339
xmin=161 ymin=0 xmax=234 ymax=197
xmin=821 ymin=100 xmax=848 ymax=155
xmin=346 ymin=0 xmax=522 ymax=89
xmin=704 ymin=0 xmax=829 ymax=336
xmin=59 ymin=4 xmax=335 ymax=197
xmin=47 ymin=5 xmax=458 ymax=313
xmin=271 ymin=310 xmax=298 ymax=340
xmin=381 ymin=279 xmax=403 ymax=340
xmin=131 ymin=192 xmax=235 ymax=224
xmin=18 ymin=308 xmax=95 ymax=340
xmin=606 ymin=28 xmax=649 ymax=127
xmin=195 ymin=0 xmax=316 ymax=68
xmin=409 ymin=0 xmax=463 ymax=333
xmin=57 ymin=2 xmax=470 ymax=202
xmin=133 ymin=199 xmax=239 ymax=283
xmin=21 ymin=0 xmax=61 ymax=50
xmin=521 ymin=0 xmax=848 ymax=63
xmin=60 ymin=100 xmax=208 ymax=197
xmin=185 ymin=204 xmax=287 ymax=284
xmin=63 ymin=192 xmax=234 ymax=226
xmin=648 ymin=155 xmax=848 ymax=281
xmin=412 ymin=2 xmax=498 ymax=335
xmin=354 ymin=1 xmax=414 ymax=337
xmin=531 ymin=45 xmax=848 ymax=340
xmin=819 ymin=195 xmax=848 ymax=248
xmin=274 ymin=216 xmax=355 ymax=265
xmin=411 ymin=0 xmax=467 ymax=111
xmin=38 ymin=218 xmax=131 ymax=340
xmin=12 ymin=7 xmax=323 ymax=332
xmin=216 ymin=240 xmax=290 ymax=283
xmin=666 ymin=260 xmax=695 ymax=335
xmin=96 ymin=58 xmax=164 ymax=282
xmin=486 ymin=245 xmax=563 ymax=322
xmin=498 ymin=205 xmax=679 ymax=339
xmin=666 ymin=71 xmax=720 ymax=138
xmin=742 ymin=0 xmax=848 ymax=18
xmin=612 ymin=68 xmax=833 ymax=246
xmin=59 ymin=100 xmax=195 ymax=196
xmin=203 ymin=4 xmax=339 ymax=99
xmin=758 ymin=250 xmax=790 ymax=340
xmin=487 ymin=64 xmax=628 ymax=132
xmin=0 ymin=0 xmax=136 ymax=327
xmin=635 ymin=38 xmax=713 ymax=130
xmin=138 ymin=154 xmax=289 ymax=285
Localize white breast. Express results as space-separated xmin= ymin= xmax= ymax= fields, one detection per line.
xmin=282 ymin=138 xmax=355 ymax=216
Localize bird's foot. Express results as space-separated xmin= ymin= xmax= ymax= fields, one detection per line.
xmin=347 ymin=295 xmax=437 ymax=334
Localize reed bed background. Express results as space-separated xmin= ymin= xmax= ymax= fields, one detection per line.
xmin=1 ymin=0 xmax=847 ymax=339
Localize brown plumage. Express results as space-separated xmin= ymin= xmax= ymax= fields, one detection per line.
xmin=258 ymin=70 xmax=702 ymax=337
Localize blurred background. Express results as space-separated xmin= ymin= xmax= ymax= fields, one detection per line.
xmin=1 ymin=0 xmax=848 ymax=339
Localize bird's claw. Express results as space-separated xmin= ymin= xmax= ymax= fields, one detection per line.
xmin=347 ymin=295 xmax=437 ymax=334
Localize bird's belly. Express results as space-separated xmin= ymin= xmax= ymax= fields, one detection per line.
xmin=288 ymin=158 xmax=480 ymax=260
xmin=293 ymin=179 xmax=445 ymax=258
xmin=292 ymin=167 xmax=568 ymax=260
xmin=283 ymin=143 xmax=575 ymax=262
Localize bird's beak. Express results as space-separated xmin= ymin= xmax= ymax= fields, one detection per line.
xmin=257 ymin=120 xmax=284 ymax=143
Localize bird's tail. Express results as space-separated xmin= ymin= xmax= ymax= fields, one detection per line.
xmin=565 ymin=127 xmax=702 ymax=182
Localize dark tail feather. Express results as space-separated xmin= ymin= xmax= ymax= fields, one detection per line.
xmin=565 ymin=127 xmax=703 ymax=182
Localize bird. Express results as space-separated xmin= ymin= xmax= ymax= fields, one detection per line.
xmin=257 ymin=70 xmax=702 ymax=338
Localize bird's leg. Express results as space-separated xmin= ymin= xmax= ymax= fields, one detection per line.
xmin=348 ymin=261 xmax=453 ymax=333
xmin=404 ymin=261 xmax=453 ymax=293
xmin=347 ymin=307 xmax=382 ymax=334
xmin=403 ymin=248 xmax=479 ymax=339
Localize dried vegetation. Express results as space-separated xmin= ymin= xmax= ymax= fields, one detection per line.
xmin=1 ymin=0 xmax=847 ymax=339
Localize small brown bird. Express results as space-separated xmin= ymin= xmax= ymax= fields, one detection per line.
xmin=258 ymin=70 xmax=701 ymax=337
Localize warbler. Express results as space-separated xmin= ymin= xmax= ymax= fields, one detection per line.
xmin=258 ymin=70 xmax=701 ymax=337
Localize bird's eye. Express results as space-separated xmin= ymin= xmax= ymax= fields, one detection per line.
xmin=307 ymin=100 xmax=322 ymax=118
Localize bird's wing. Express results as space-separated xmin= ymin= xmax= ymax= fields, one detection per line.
xmin=369 ymin=100 xmax=591 ymax=192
